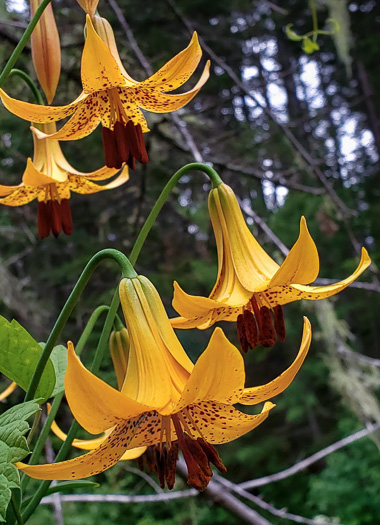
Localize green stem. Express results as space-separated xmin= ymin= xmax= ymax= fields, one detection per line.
xmin=22 ymin=304 xmax=110 ymax=491
xmin=22 ymin=291 xmax=121 ymax=522
xmin=129 ymin=162 xmax=223 ymax=266
xmin=26 ymin=410 xmax=41 ymax=447
xmin=8 ymin=69 xmax=44 ymax=105
xmin=75 ymin=305 xmax=110 ymax=355
xmin=310 ymin=0 xmax=318 ymax=41
xmin=24 ymin=249 xmax=136 ymax=403
xmin=10 ymin=493 xmax=24 ymax=525
xmin=0 ymin=0 xmax=53 ymax=87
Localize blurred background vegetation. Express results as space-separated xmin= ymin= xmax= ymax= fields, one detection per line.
xmin=0 ymin=0 xmax=380 ymax=523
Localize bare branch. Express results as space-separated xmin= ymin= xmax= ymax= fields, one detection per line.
xmin=239 ymin=422 xmax=380 ymax=490
xmin=41 ymin=490 xmax=196 ymax=505
xmin=215 ymin=475 xmax=341 ymax=525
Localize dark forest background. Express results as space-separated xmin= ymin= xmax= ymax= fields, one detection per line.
xmin=0 ymin=0 xmax=380 ymax=524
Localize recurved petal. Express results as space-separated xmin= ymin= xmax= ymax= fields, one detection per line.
xmin=65 ymin=342 xmax=150 ymax=434
xmin=16 ymin=419 xmax=142 ymax=480
xmin=135 ymin=61 xmax=210 ymax=113
xmin=139 ymin=32 xmax=203 ymax=91
xmin=0 ymin=185 xmax=39 ymax=206
xmin=172 ymin=281 xmax=223 ymax=320
xmin=184 ymin=401 xmax=275 ymax=444
xmin=286 ymin=248 xmax=371 ymax=301
xmin=0 ymin=88 xmax=83 ymax=123
xmin=81 ymin=15 xmax=127 ymax=94
xmin=22 ymin=158 xmax=56 ymax=186
xmin=67 ymin=169 xmax=128 ymax=194
xmin=177 ymin=328 xmax=244 ymax=410
xmin=240 ymin=317 xmax=311 ymax=405
xmin=269 ymin=217 xmax=319 ymax=287
xmin=33 ymin=94 xmax=102 ymax=141
xmin=49 ymin=415 xmax=147 ymax=460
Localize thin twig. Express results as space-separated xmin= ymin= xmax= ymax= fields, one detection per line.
xmin=239 ymin=422 xmax=380 ymax=490
xmin=41 ymin=490 xmax=196 ymax=505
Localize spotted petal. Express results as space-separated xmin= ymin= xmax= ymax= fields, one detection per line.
xmin=184 ymin=401 xmax=275 ymax=445
xmin=81 ymin=15 xmax=127 ymax=94
xmin=139 ymin=33 xmax=203 ymax=91
xmin=65 ymin=342 xmax=150 ymax=434
xmin=135 ymin=61 xmax=210 ymax=113
xmin=240 ymin=317 xmax=311 ymax=404
xmin=0 ymin=185 xmax=39 ymax=206
xmin=68 ymin=168 xmax=129 ymax=194
xmin=0 ymin=88 xmax=85 ymax=123
xmin=16 ymin=420 xmax=140 ymax=480
xmin=177 ymin=328 xmax=244 ymax=410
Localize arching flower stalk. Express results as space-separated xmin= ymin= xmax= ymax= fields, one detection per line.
xmin=0 ymin=15 xmax=210 ymax=170
xmin=172 ymin=183 xmax=371 ymax=352
xmin=17 ymin=275 xmax=311 ymax=491
xmin=0 ymin=122 xmax=128 ymax=238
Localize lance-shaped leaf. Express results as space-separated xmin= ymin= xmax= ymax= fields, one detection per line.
xmin=0 ymin=400 xmax=40 ymax=521
xmin=0 ymin=316 xmax=55 ymax=401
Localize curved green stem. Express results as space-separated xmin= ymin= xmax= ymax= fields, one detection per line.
xmin=129 ymin=162 xmax=223 ymax=266
xmin=22 ymin=291 xmax=121 ymax=522
xmin=75 ymin=305 xmax=110 ymax=355
xmin=8 ymin=69 xmax=44 ymax=105
xmin=0 ymin=0 xmax=53 ymax=87
xmin=10 ymin=493 xmax=24 ymax=525
xmin=24 ymin=249 xmax=136 ymax=402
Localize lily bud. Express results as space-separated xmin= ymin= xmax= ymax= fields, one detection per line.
xmin=30 ymin=0 xmax=61 ymax=104
xmin=109 ymin=326 xmax=130 ymax=390
xmin=75 ymin=0 xmax=99 ymax=18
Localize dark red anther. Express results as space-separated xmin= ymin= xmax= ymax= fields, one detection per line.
xmin=258 ymin=306 xmax=276 ymax=347
xmin=37 ymin=201 xmax=51 ymax=239
xmin=274 ymin=305 xmax=286 ymax=342
xmin=102 ymin=127 xmax=122 ymax=169
xmin=165 ymin=442 xmax=179 ymax=490
xmin=243 ymin=309 xmax=258 ymax=349
xmin=136 ymin=123 xmax=149 ymax=164
xmin=184 ymin=435 xmax=212 ymax=477
xmin=114 ymin=121 xmax=130 ymax=163
xmin=127 ymin=152 xmax=136 ymax=171
xmin=154 ymin=445 xmax=167 ymax=489
xmin=237 ymin=313 xmax=249 ymax=353
xmin=250 ymin=296 xmax=262 ymax=329
xmin=60 ymin=199 xmax=73 ymax=236
xmin=49 ymin=200 xmax=62 ymax=238
xmin=197 ymin=437 xmax=227 ymax=474
xmin=125 ymin=120 xmax=141 ymax=160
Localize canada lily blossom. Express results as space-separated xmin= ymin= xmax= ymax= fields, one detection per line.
xmin=17 ymin=275 xmax=312 ymax=491
xmin=172 ymin=183 xmax=371 ymax=351
xmin=0 ymin=122 xmax=128 ymax=238
xmin=0 ymin=15 xmax=210 ymax=170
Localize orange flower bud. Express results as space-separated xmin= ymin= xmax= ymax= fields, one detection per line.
xmin=30 ymin=0 xmax=61 ymax=103
xmin=75 ymin=0 xmax=99 ymax=18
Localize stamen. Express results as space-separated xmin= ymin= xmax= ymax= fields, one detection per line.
xmin=49 ymin=200 xmax=62 ymax=238
xmin=60 ymin=199 xmax=73 ymax=236
xmin=154 ymin=444 xmax=167 ymax=489
xmin=250 ymin=296 xmax=262 ymax=328
xmin=182 ymin=408 xmax=204 ymax=439
xmin=184 ymin=435 xmax=212 ymax=477
xmin=258 ymin=306 xmax=276 ymax=347
xmin=273 ymin=305 xmax=286 ymax=342
xmin=135 ymin=123 xmax=149 ymax=164
xmin=114 ymin=121 xmax=131 ymax=162
xmin=237 ymin=313 xmax=249 ymax=353
xmin=37 ymin=201 xmax=51 ymax=239
xmin=197 ymin=437 xmax=227 ymax=473
xmin=177 ymin=412 xmax=194 ymax=438
xmin=102 ymin=127 xmax=122 ymax=169
xmin=243 ymin=309 xmax=258 ymax=349
xmin=165 ymin=442 xmax=179 ymax=490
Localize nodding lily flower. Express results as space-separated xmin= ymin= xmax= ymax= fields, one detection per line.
xmin=0 ymin=381 xmax=17 ymax=402
xmin=0 ymin=15 xmax=210 ymax=170
xmin=171 ymin=183 xmax=371 ymax=352
xmin=17 ymin=275 xmax=311 ymax=491
xmin=0 ymin=122 xmax=128 ymax=238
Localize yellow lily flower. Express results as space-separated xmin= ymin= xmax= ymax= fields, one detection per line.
xmin=172 ymin=183 xmax=371 ymax=351
xmin=0 ymin=122 xmax=128 ymax=238
xmin=17 ymin=275 xmax=312 ymax=491
xmin=0 ymin=15 xmax=210 ymax=170
xmin=0 ymin=381 xmax=17 ymax=401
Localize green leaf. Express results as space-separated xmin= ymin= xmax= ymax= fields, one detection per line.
xmin=47 ymin=345 xmax=67 ymax=397
xmin=0 ymin=316 xmax=56 ymax=402
xmin=0 ymin=401 xmax=40 ymax=521
xmin=45 ymin=480 xmax=99 ymax=496
xmin=285 ymin=24 xmax=303 ymax=41
xmin=302 ymin=37 xmax=320 ymax=54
